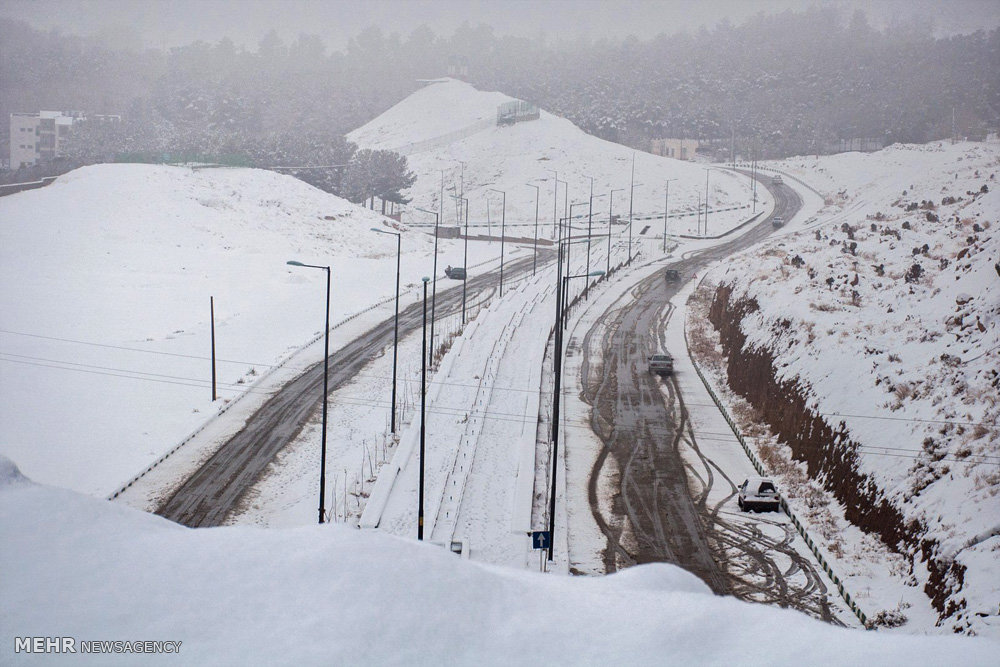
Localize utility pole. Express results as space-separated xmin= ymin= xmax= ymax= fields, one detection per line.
xmin=704 ymin=168 xmax=710 ymax=236
xmin=587 ymin=177 xmax=594 ymax=281
xmin=418 ymin=276 xmax=429 ymax=540
xmin=488 ymin=189 xmax=507 ymax=297
xmin=548 ymin=208 xmax=565 ymax=562
xmin=210 ymin=296 xmax=217 ymax=402
xmin=527 ymin=183 xmax=541 ymax=275
xmin=662 ymin=179 xmax=675 ymax=253
xmin=628 ymin=152 xmax=635 ymax=265
xmin=608 ymin=188 xmax=623 ymax=275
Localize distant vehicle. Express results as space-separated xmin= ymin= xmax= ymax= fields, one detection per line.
xmin=738 ymin=477 xmax=781 ymax=512
xmin=647 ymin=353 xmax=674 ymax=375
xmin=771 ymin=216 xmax=785 ymax=228
xmin=664 ymin=269 xmax=681 ymax=282
xmin=444 ymin=265 xmax=466 ymax=280
xmin=771 ymin=174 xmax=783 ymax=185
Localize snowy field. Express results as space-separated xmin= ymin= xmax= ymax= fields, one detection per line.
xmin=0 ymin=164 xmax=515 ymax=497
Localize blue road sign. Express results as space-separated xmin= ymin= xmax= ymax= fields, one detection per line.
xmin=531 ymin=531 xmax=551 ymax=550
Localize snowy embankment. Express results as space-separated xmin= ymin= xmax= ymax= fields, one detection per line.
xmin=689 ymin=141 xmax=999 ymax=635
xmin=0 ymin=164 xmax=513 ymax=498
xmin=3 ymin=456 xmax=996 ymax=665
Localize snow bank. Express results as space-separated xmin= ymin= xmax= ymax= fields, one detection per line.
xmin=701 ymin=141 xmax=1000 ymax=634
xmin=1 ymin=455 xmax=995 ymax=665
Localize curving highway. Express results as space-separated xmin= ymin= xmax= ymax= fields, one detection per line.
xmin=156 ymin=252 xmax=541 ymax=527
xmin=576 ymin=172 xmax=841 ymax=620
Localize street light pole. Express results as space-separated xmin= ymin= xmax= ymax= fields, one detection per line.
xmin=608 ymin=188 xmax=623 ymax=275
xmin=628 ymin=152 xmax=636 ymax=265
xmin=415 ymin=207 xmax=440 ymax=356
xmin=419 ymin=276 xmax=430 ymax=540
xmin=548 ymin=209 xmax=564 ymax=562
xmin=550 ymin=171 xmax=568 ymax=241
xmin=370 ymin=227 xmax=401 ymax=434
xmin=662 ymin=179 xmax=676 ymax=253
xmin=286 ymin=260 xmax=331 ymax=525
xmin=488 ymin=188 xmax=507 ymax=297
xmin=586 ymin=176 xmax=594 ymax=286
xmin=564 ymin=202 xmax=588 ymax=318
xmin=527 ymin=183 xmax=540 ymax=275
xmin=704 ymin=168 xmax=710 ymax=236
xmin=458 ymin=197 xmax=469 ymax=323
xmin=547 ymin=267 xmax=604 ymax=561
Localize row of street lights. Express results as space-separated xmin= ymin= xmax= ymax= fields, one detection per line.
xmin=288 ymin=160 xmax=722 ymax=537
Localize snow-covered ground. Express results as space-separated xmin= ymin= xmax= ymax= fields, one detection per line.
xmin=689 ymin=141 xmax=1000 ymax=635
xmin=3 ymin=455 xmax=997 ymax=665
xmin=0 ymin=163 xmax=514 ymax=498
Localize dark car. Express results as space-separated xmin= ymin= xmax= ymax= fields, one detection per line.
xmin=445 ymin=265 xmax=466 ymax=280
xmin=664 ymin=269 xmax=681 ymax=282
xmin=647 ymin=353 xmax=674 ymax=375
xmin=771 ymin=216 xmax=785 ymax=228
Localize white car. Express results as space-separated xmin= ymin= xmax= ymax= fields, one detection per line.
xmin=738 ymin=477 xmax=781 ymax=512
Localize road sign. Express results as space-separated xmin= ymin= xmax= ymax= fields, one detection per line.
xmin=531 ymin=531 xmax=551 ymax=550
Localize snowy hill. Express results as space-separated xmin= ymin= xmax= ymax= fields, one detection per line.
xmin=1 ymin=455 xmax=996 ymax=665
xmin=0 ymin=164 xmax=443 ymax=496
xmin=689 ymin=141 xmax=999 ymax=634
xmin=349 ymin=79 xmax=763 ymax=239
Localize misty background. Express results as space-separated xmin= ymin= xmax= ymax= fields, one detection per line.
xmin=2 ymin=0 xmax=998 ymax=195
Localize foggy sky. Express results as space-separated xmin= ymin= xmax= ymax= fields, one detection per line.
xmin=3 ymin=0 xmax=998 ymax=52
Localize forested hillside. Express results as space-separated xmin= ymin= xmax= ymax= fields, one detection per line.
xmin=2 ymin=7 xmax=997 ymax=169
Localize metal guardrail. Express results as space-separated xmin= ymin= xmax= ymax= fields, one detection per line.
xmin=0 ymin=176 xmax=58 ymax=197
xmin=682 ymin=320 xmax=870 ymax=628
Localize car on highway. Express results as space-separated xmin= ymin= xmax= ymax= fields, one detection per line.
xmin=771 ymin=215 xmax=785 ymax=228
xmin=664 ymin=269 xmax=681 ymax=282
xmin=738 ymin=477 xmax=781 ymax=512
xmin=647 ymin=353 xmax=674 ymax=375
xmin=444 ymin=265 xmax=466 ymax=280
xmin=771 ymin=174 xmax=783 ymax=185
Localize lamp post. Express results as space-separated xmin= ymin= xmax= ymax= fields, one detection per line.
xmin=550 ymin=171 xmax=567 ymax=240
xmin=370 ymin=227 xmax=401 ymax=434
xmin=608 ymin=188 xmax=624 ymax=274
xmin=286 ymin=259 xmax=331 ymax=525
xmin=704 ymin=168 xmax=710 ymax=235
xmin=563 ymin=202 xmax=588 ymax=317
xmin=628 ymin=152 xmax=636 ymax=265
xmin=488 ymin=188 xmax=507 ymax=297
xmin=450 ymin=195 xmax=470 ymax=323
xmin=662 ymin=179 xmax=677 ymax=253
xmin=527 ymin=183 xmax=541 ymax=275
xmin=586 ymin=176 xmax=594 ymax=283
xmin=547 ymin=267 xmax=605 ymax=561
xmin=419 ymin=276 xmax=430 ymax=540
xmin=415 ymin=207 xmax=440 ymax=355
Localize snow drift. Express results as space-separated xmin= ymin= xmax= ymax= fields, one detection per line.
xmin=1 ymin=455 xmax=995 ymax=665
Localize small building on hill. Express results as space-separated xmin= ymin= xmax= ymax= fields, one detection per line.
xmin=650 ymin=137 xmax=698 ymax=160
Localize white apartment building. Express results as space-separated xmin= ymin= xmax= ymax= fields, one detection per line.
xmin=9 ymin=110 xmax=119 ymax=170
